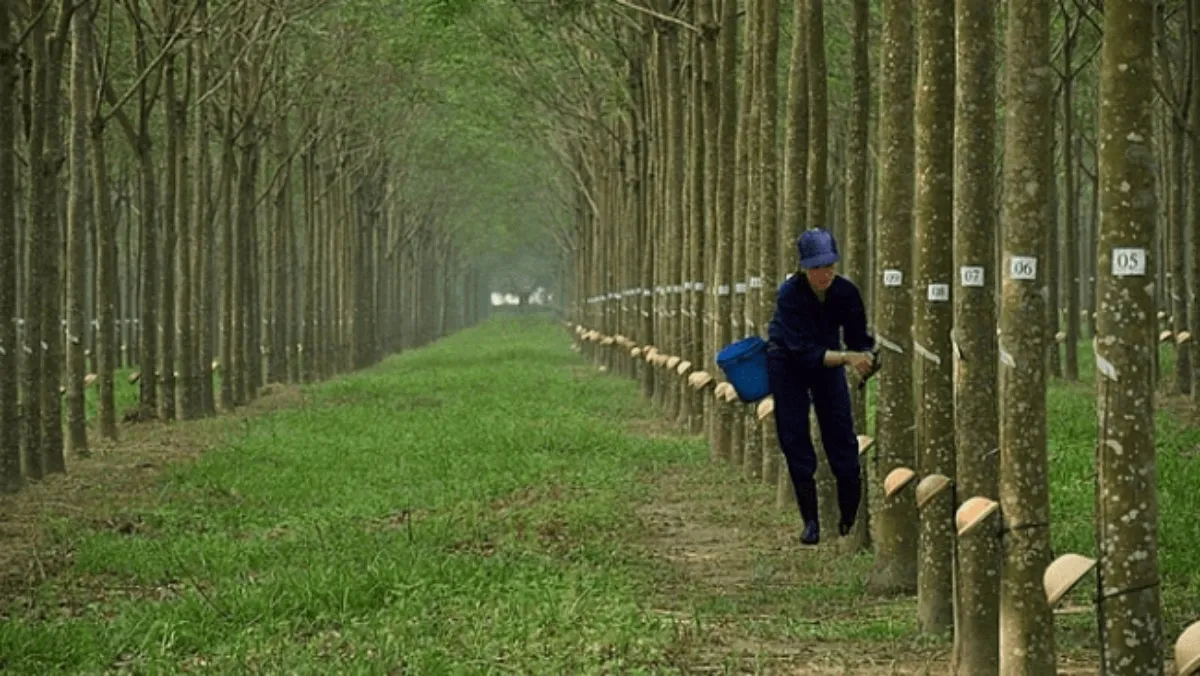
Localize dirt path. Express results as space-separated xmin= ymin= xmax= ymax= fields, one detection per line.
xmin=631 ymin=461 xmax=1104 ymax=675
xmin=632 ymin=464 xmax=950 ymax=674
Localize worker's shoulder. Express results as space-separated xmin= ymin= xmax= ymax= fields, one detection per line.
xmin=831 ymin=275 xmax=865 ymax=298
xmin=778 ymin=273 xmax=800 ymax=291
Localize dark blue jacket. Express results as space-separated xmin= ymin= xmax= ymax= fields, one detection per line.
xmin=767 ymin=274 xmax=874 ymax=369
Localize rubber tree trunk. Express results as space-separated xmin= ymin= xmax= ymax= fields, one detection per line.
xmin=1094 ymin=1 xmax=1165 ymax=671
xmin=913 ymin=0 xmax=955 ymax=634
xmin=997 ymin=0 xmax=1057 ymax=671
xmin=867 ymin=0 xmax=918 ymax=596
xmin=950 ymin=0 xmax=1000 ymax=673
xmin=0 ymin=0 xmax=23 ymax=491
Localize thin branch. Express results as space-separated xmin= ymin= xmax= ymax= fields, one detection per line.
xmin=609 ymin=0 xmax=699 ymax=33
xmin=98 ymin=0 xmax=202 ymax=125
xmin=252 ymin=130 xmax=316 ymax=209
xmin=16 ymin=0 xmax=53 ymax=46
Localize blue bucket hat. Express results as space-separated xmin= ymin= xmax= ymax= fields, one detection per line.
xmin=797 ymin=228 xmax=840 ymax=269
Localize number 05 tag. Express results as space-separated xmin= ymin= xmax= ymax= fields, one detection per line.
xmin=1112 ymin=248 xmax=1146 ymax=277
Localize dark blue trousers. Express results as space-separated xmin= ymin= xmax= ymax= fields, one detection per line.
xmin=766 ymin=348 xmax=861 ymax=527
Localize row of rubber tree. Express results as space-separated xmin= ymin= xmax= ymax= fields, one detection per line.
xmin=559 ymin=0 xmax=1197 ymax=674
xmin=0 ymin=0 xmax=492 ymax=494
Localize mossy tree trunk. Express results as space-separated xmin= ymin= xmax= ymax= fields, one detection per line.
xmin=710 ymin=0 xmax=738 ymax=464
xmin=951 ymin=1 xmax=999 ymax=673
xmin=0 ymin=0 xmax=21 ymax=492
xmin=1095 ymin=1 xmax=1164 ymax=671
xmin=997 ymin=0 xmax=1057 ymax=671
xmin=66 ymin=2 xmax=91 ymax=455
xmin=867 ymin=0 xmax=918 ymax=597
xmin=913 ymin=0 xmax=955 ymax=634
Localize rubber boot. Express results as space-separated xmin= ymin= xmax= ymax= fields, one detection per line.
xmin=797 ymin=478 xmax=820 ymax=545
xmin=837 ymin=474 xmax=862 ymax=537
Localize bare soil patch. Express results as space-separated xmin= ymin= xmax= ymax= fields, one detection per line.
xmin=0 ymin=385 xmax=309 ymax=604
xmin=632 ymin=462 xmax=1105 ymax=674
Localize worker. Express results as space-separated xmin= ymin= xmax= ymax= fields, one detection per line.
xmin=767 ymin=228 xmax=876 ymax=546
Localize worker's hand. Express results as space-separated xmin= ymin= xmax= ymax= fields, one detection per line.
xmin=845 ymin=352 xmax=875 ymax=377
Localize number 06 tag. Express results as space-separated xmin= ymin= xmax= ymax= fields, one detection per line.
xmin=1009 ymin=256 xmax=1037 ymax=281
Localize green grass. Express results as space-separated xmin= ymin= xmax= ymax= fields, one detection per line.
xmin=2 ymin=315 xmax=1197 ymax=673
xmin=82 ymin=368 xmax=139 ymax=423
xmin=2 ymin=317 xmax=704 ymax=674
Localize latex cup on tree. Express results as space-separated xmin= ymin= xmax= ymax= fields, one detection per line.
xmin=915 ymin=474 xmax=952 ymax=510
xmin=955 ymin=496 xmax=1000 ymax=537
xmin=884 ymin=467 xmax=917 ymax=499
xmin=1175 ymin=620 xmax=1200 ymax=676
xmin=1043 ymin=553 xmax=1097 ymax=608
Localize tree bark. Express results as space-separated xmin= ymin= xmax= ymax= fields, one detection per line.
xmin=1192 ymin=0 xmax=1200 ymax=405
xmin=740 ymin=0 xmax=762 ymax=479
xmin=159 ymin=53 xmax=179 ymax=421
xmin=805 ymin=0 xmax=827 ymax=232
xmin=220 ymin=88 xmax=237 ymax=410
xmin=133 ymin=10 xmax=160 ymax=420
xmin=951 ymin=1 xmax=999 ymax=672
xmin=998 ymin=0 xmax=1057 ymax=671
xmin=710 ymin=0 xmax=737 ymax=464
xmin=781 ymin=0 xmax=808 ymax=268
xmin=867 ymin=0 xmax=918 ymax=597
xmin=1095 ymin=2 xmax=1165 ymax=671
xmin=0 ymin=0 xmax=21 ymax=491
xmin=176 ymin=41 xmax=199 ymax=421
xmin=39 ymin=4 xmax=70 ymax=475
xmin=843 ymin=0 xmax=870 ymax=552
xmin=66 ymin=0 xmax=91 ymax=456
xmin=913 ymin=0 xmax=955 ymax=634
xmin=1062 ymin=4 xmax=1080 ymax=382
xmin=270 ymin=102 xmax=292 ymax=384
xmin=757 ymin=0 xmax=780 ymax=373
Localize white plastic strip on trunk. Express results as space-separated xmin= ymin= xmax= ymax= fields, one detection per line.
xmin=999 ymin=343 xmax=1016 ymax=368
xmin=876 ymin=334 xmax=904 ymax=354
xmin=913 ymin=341 xmax=941 ymax=365
xmin=1093 ymin=337 xmax=1119 ymax=381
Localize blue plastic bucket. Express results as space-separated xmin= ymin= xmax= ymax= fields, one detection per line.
xmin=716 ymin=336 xmax=770 ymax=403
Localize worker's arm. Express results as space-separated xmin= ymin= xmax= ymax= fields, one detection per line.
xmin=841 ymin=284 xmax=876 ymax=353
xmin=822 ymin=350 xmax=851 ymax=367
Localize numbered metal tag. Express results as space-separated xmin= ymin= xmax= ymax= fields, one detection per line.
xmin=1111 ymin=248 xmax=1146 ymax=277
xmin=1009 ymin=256 xmax=1037 ymax=281
xmin=960 ymin=266 xmax=985 ymax=287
